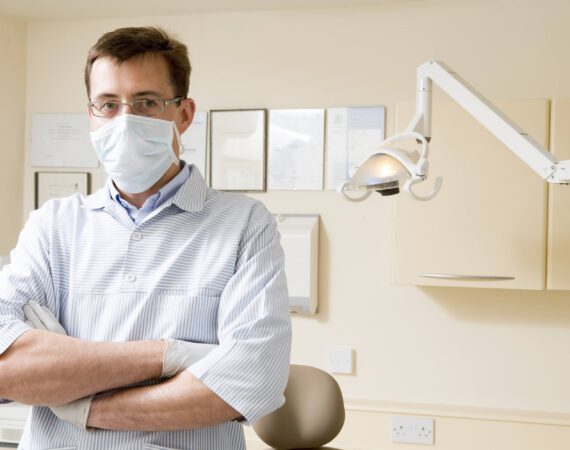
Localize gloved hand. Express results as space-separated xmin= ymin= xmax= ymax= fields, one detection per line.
xmin=23 ymin=301 xmax=94 ymax=430
xmin=23 ymin=300 xmax=66 ymax=335
xmin=162 ymin=338 xmax=217 ymax=378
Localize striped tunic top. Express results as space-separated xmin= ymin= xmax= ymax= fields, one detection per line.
xmin=0 ymin=165 xmax=292 ymax=450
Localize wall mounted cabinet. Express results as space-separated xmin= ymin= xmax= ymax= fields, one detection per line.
xmin=392 ymin=100 xmax=550 ymax=289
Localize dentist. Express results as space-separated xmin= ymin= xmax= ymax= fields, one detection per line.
xmin=0 ymin=26 xmax=291 ymax=450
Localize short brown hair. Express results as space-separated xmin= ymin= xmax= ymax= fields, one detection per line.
xmin=85 ymin=26 xmax=191 ymax=99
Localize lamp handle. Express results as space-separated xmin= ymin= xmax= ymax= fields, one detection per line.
xmin=338 ymin=182 xmax=373 ymax=202
xmin=404 ymin=176 xmax=443 ymax=201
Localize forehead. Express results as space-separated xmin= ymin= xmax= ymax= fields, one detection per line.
xmin=89 ymin=53 xmax=173 ymax=99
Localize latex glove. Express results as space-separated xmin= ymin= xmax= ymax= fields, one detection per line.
xmin=23 ymin=301 xmax=66 ymax=335
xmin=162 ymin=338 xmax=217 ymax=378
xmin=23 ymin=301 xmax=94 ymax=430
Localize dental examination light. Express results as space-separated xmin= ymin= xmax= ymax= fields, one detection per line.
xmin=339 ymin=60 xmax=570 ymax=202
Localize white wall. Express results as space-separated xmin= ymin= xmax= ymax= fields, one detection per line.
xmin=0 ymin=15 xmax=25 ymax=255
xmin=16 ymin=0 xmax=570 ymax=447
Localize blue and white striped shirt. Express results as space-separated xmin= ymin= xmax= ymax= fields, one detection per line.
xmin=0 ymin=165 xmax=292 ymax=450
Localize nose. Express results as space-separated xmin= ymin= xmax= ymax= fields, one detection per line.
xmin=121 ymin=102 xmax=136 ymax=115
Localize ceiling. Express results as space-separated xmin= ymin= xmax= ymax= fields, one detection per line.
xmin=0 ymin=0 xmax=415 ymax=21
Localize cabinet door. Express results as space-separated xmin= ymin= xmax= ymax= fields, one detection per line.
xmin=547 ymin=100 xmax=570 ymax=289
xmin=393 ymin=100 xmax=549 ymax=289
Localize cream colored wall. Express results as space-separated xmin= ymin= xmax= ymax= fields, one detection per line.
xmin=0 ymin=15 xmax=25 ymax=255
xmin=21 ymin=0 xmax=570 ymax=447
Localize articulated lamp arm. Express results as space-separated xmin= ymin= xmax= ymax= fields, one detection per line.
xmin=341 ymin=60 xmax=570 ymax=203
xmin=406 ymin=60 xmax=570 ymax=183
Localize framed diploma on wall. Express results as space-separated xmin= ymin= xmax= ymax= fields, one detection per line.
xmin=35 ymin=171 xmax=90 ymax=209
xmin=209 ymin=109 xmax=267 ymax=192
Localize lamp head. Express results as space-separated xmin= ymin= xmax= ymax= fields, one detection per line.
xmin=339 ymin=132 xmax=442 ymax=202
xmin=349 ymin=150 xmax=417 ymax=196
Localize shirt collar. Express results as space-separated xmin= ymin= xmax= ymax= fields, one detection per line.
xmin=83 ymin=181 xmax=110 ymax=210
xmin=107 ymin=161 xmax=189 ymax=212
xmin=83 ymin=163 xmax=208 ymax=213
xmin=167 ymin=164 xmax=208 ymax=212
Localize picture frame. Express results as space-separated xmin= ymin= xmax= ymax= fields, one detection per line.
xmin=267 ymin=108 xmax=325 ymax=191
xmin=35 ymin=171 xmax=90 ymax=209
xmin=209 ymin=109 xmax=267 ymax=192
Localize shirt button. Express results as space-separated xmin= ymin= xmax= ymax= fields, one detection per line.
xmin=127 ymin=273 xmax=137 ymax=283
xmin=132 ymin=232 xmax=142 ymax=241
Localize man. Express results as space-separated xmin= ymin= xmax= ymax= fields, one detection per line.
xmin=0 ymin=26 xmax=291 ymax=449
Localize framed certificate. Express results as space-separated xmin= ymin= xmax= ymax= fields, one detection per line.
xmin=35 ymin=171 xmax=90 ymax=209
xmin=210 ymin=109 xmax=267 ymax=191
xmin=31 ymin=113 xmax=98 ymax=168
xmin=268 ymin=108 xmax=325 ymax=190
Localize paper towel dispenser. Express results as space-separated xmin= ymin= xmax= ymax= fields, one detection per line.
xmin=274 ymin=214 xmax=319 ymax=314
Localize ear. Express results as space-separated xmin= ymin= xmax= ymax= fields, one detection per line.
xmin=177 ymin=98 xmax=196 ymax=135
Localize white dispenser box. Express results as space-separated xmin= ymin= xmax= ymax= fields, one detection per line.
xmin=274 ymin=214 xmax=319 ymax=314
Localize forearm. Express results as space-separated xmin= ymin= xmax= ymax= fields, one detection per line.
xmin=0 ymin=329 xmax=164 ymax=405
xmin=87 ymin=370 xmax=241 ymax=431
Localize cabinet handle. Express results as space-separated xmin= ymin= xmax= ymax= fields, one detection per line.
xmin=419 ymin=273 xmax=515 ymax=281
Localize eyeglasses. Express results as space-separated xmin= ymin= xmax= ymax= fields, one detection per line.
xmin=88 ymin=97 xmax=183 ymax=118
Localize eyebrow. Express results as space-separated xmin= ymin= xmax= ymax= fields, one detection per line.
xmin=92 ymin=90 xmax=167 ymax=101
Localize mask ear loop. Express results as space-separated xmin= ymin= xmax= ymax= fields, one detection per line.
xmin=171 ymin=122 xmax=184 ymax=163
xmin=177 ymin=127 xmax=186 ymax=155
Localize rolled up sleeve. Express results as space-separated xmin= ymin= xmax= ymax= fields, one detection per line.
xmin=187 ymin=207 xmax=292 ymax=424
xmin=0 ymin=208 xmax=55 ymax=356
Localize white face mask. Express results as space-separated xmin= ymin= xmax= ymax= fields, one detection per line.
xmin=90 ymin=114 xmax=182 ymax=194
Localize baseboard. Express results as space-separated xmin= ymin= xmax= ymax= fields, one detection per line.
xmin=246 ymin=399 xmax=570 ymax=450
xmin=344 ymin=398 xmax=570 ymax=426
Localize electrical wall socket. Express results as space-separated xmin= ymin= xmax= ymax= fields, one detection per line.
xmin=392 ymin=415 xmax=434 ymax=445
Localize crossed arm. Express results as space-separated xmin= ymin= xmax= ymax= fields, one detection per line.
xmin=0 ymin=324 xmax=240 ymax=431
xmin=88 ymin=370 xmax=239 ymax=431
xmin=0 ymin=329 xmax=164 ymax=405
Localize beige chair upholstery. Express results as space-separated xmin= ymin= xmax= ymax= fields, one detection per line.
xmin=253 ymin=365 xmax=345 ymax=450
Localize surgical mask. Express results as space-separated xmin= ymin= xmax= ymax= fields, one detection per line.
xmin=90 ymin=114 xmax=182 ymax=194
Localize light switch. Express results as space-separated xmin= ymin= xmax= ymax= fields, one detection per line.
xmin=328 ymin=346 xmax=354 ymax=374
